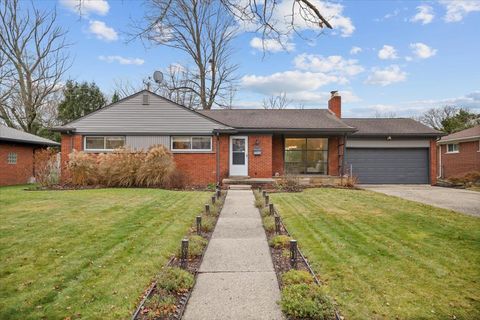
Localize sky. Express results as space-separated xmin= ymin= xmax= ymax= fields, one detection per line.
xmin=34 ymin=0 xmax=480 ymax=117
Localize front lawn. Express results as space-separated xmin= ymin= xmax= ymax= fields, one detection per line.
xmin=271 ymin=188 xmax=480 ymax=320
xmin=0 ymin=186 xmax=210 ymax=319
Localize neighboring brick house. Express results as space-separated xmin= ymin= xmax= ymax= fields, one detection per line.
xmin=437 ymin=126 xmax=480 ymax=178
xmin=0 ymin=125 xmax=59 ymax=186
xmin=54 ymin=90 xmax=442 ymax=186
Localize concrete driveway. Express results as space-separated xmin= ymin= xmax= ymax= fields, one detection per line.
xmin=361 ymin=185 xmax=480 ymax=217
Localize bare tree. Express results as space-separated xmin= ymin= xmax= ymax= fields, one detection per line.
xmin=419 ymin=106 xmax=459 ymax=131
xmin=263 ymin=92 xmax=291 ymax=109
xmin=0 ymin=0 xmax=70 ymax=134
xmin=132 ymin=0 xmax=238 ymax=110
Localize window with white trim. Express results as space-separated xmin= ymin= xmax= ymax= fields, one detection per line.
xmin=84 ymin=136 xmax=125 ymax=151
xmin=171 ymin=136 xmax=212 ymax=151
xmin=447 ymin=143 xmax=459 ymax=153
xmin=7 ymin=152 xmax=17 ymax=164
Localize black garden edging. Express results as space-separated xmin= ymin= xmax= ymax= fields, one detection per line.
xmin=131 ymin=189 xmax=226 ymax=320
xmin=255 ymin=188 xmax=343 ymax=320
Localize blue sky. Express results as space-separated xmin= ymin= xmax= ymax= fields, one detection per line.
xmin=36 ymin=0 xmax=480 ymax=117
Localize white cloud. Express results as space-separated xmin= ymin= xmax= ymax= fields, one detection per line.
xmin=250 ymin=37 xmax=295 ymax=53
xmin=440 ymin=0 xmax=480 ymax=22
xmin=98 ymin=55 xmax=144 ymax=65
xmin=350 ymin=46 xmax=362 ymax=55
xmin=378 ymin=45 xmax=398 ymax=60
xmin=293 ymin=54 xmax=364 ymax=76
xmin=89 ymin=20 xmax=118 ymax=42
xmin=60 ymin=0 xmax=109 ymax=16
xmin=365 ymin=65 xmax=407 ymax=86
xmin=411 ymin=5 xmax=435 ymax=24
xmin=410 ymin=42 xmax=437 ymax=59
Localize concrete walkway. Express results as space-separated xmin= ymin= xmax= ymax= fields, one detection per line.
xmin=183 ymin=189 xmax=283 ymax=320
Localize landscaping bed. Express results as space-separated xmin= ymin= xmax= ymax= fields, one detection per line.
xmin=134 ymin=190 xmax=226 ymax=320
xmin=254 ymin=190 xmax=340 ymax=320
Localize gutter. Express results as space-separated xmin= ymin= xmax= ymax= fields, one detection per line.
xmin=0 ymin=137 xmax=60 ymax=147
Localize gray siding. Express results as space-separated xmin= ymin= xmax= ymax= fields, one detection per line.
xmin=345 ymin=148 xmax=429 ymax=184
xmin=126 ymin=136 xmax=170 ymax=151
xmin=69 ymin=92 xmax=229 ymax=134
xmin=347 ymin=138 xmax=430 ymax=148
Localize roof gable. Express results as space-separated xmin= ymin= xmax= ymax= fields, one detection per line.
xmin=57 ymin=90 xmax=231 ymax=134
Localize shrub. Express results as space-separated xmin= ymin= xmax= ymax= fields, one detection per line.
xmin=67 ymin=150 xmax=98 ymax=186
xmin=34 ymin=148 xmax=59 ymax=187
xmin=280 ymin=284 xmax=336 ymax=320
xmin=448 ymin=171 xmax=480 ymax=186
xmin=263 ymin=215 xmax=275 ymax=233
xmin=275 ymin=176 xmax=303 ymax=192
xmin=261 ymin=207 xmax=270 ymax=218
xmin=255 ymin=197 xmax=265 ymax=208
xmin=156 ymin=267 xmax=194 ymax=292
xmin=176 ymin=235 xmax=208 ymax=258
xmin=164 ymin=169 xmax=188 ymax=189
xmin=282 ymin=270 xmax=314 ymax=286
xmin=136 ymin=145 xmax=176 ymax=187
xmin=200 ymin=215 xmax=216 ymax=233
xmin=269 ymin=235 xmax=291 ymax=249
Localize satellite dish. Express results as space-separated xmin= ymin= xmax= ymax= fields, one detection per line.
xmin=153 ymin=71 xmax=163 ymax=83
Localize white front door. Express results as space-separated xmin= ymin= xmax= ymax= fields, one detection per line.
xmin=229 ymin=136 xmax=248 ymax=176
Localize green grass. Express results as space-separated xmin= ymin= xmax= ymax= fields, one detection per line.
xmin=0 ymin=185 xmax=210 ymax=320
xmin=271 ymin=188 xmax=480 ymax=320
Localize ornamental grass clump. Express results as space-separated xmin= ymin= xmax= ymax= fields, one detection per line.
xmin=97 ymin=149 xmax=144 ymax=187
xmin=269 ymin=235 xmax=292 ymax=249
xmin=262 ymin=215 xmax=275 ymax=233
xmin=156 ymin=267 xmax=194 ymax=292
xmin=282 ymin=270 xmax=314 ymax=286
xmin=136 ymin=145 xmax=176 ymax=187
xmin=67 ymin=150 xmax=98 ymax=186
xmin=34 ymin=148 xmax=59 ymax=187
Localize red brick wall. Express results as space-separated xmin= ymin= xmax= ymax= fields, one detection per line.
xmin=328 ymin=137 xmax=340 ymax=176
xmin=0 ymin=142 xmax=35 ymax=186
xmin=248 ymin=134 xmax=273 ymax=178
xmin=272 ymin=135 xmax=284 ymax=176
xmin=439 ymin=140 xmax=480 ymax=178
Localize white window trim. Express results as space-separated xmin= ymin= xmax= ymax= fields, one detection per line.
xmin=446 ymin=143 xmax=459 ymax=154
xmin=84 ymin=136 xmax=126 ymax=152
xmin=171 ymin=136 xmax=213 ymax=152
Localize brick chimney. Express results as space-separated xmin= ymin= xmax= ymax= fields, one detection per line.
xmin=328 ymin=91 xmax=341 ymax=118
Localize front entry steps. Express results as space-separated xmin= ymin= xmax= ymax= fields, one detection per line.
xmin=228 ymin=184 xmax=252 ymax=190
xmin=222 ymin=177 xmax=276 ymax=189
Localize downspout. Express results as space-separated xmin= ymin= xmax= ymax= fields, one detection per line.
xmin=341 ymin=134 xmax=347 ymax=176
xmin=216 ymin=132 xmax=220 ymax=186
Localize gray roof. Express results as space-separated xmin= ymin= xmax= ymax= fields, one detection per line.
xmin=342 ymin=118 xmax=442 ymax=137
xmin=199 ymin=109 xmax=356 ymax=132
xmin=0 ymin=124 xmax=59 ymax=146
xmin=439 ymin=125 xmax=480 ymax=143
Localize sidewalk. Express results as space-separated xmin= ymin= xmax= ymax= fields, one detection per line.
xmin=183 ymin=189 xmax=283 ymax=320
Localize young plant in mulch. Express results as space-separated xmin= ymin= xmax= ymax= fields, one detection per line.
xmin=254 ymin=190 xmax=337 ymax=320
xmin=135 ymin=191 xmax=227 ymax=320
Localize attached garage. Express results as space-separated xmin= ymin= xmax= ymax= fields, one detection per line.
xmin=345 ymin=147 xmax=429 ymax=184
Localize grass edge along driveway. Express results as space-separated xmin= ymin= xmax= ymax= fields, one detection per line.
xmin=0 ymin=186 xmax=211 ymax=320
xmin=271 ymin=188 xmax=480 ymax=320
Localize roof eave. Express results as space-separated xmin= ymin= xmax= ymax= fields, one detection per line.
xmin=438 ymin=135 xmax=480 ymax=144
xmin=351 ymin=132 xmax=443 ymax=138
xmin=52 ymin=126 xmax=76 ymax=133
xmin=0 ymin=137 xmax=60 ymax=147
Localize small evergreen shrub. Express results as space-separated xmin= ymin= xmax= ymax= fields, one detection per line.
xmin=280 ymin=284 xmax=336 ymax=320
xmin=156 ymin=267 xmax=194 ymax=292
xmin=282 ymin=270 xmax=314 ymax=286
xmin=269 ymin=235 xmax=291 ymax=249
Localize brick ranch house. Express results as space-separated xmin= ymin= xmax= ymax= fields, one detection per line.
xmin=54 ymin=90 xmax=442 ymax=186
xmin=0 ymin=124 xmax=59 ymax=186
xmin=437 ymin=125 xmax=480 ymax=179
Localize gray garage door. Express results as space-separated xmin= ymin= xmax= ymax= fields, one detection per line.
xmin=345 ymin=148 xmax=429 ymax=184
